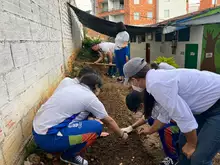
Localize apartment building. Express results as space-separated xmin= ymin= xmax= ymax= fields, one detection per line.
xmin=156 ymin=0 xmax=187 ymax=22
xmin=94 ymin=0 xmax=187 ymax=25
xmin=200 ymin=0 xmax=220 ymax=10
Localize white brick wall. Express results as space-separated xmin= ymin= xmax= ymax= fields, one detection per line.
xmin=0 ymin=0 xmax=82 ymax=164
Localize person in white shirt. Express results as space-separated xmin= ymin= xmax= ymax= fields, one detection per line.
xmin=92 ymin=42 xmax=117 ymax=77
xmin=114 ymin=22 xmax=130 ymax=82
xmin=54 ymin=66 xmax=97 ymax=94
xmin=123 ymin=57 xmax=220 ymax=165
xmin=123 ymin=62 xmax=179 ymax=165
xmin=92 ymin=42 xmax=115 ymax=64
xmin=33 ymin=73 xmax=128 ymax=165
xmin=150 ymin=62 xmax=176 ymax=70
xmin=123 ymin=90 xmax=179 ymax=165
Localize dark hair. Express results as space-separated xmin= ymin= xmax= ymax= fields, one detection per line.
xmin=78 ymin=67 xmax=97 ymax=78
xmin=116 ymin=22 xmax=127 ymax=33
xmin=131 ymin=65 xmax=151 ymax=79
xmin=126 ymin=91 xmax=143 ymax=112
xmin=150 ymin=62 xmax=159 ymax=69
xmin=80 ymin=73 xmax=103 ymax=91
xmin=144 ymin=90 xmax=156 ymax=119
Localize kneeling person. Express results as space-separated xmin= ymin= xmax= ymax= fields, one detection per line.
xmin=33 ymin=73 xmax=128 ymax=165
xmin=123 ymin=90 xmax=180 ymax=165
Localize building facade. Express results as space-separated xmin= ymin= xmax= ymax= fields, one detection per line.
xmin=200 ymin=0 xmax=220 ymax=10
xmin=95 ymin=0 xmax=187 ymax=25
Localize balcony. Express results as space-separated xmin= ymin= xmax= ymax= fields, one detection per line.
xmin=99 ymin=5 xmax=125 ymax=17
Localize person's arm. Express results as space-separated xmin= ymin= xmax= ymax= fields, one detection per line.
xmin=94 ymin=51 xmax=104 ymax=63
xmin=150 ymin=81 xmax=198 ymax=158
xmin=106 ymin=52 xmax=113 ymax=64
xmin=101 ymin=116 xmax=124 ymax=137
xmin=86 ymin=98 xmax=128 ymax=139
xmin=132 ymin=116 xmax=146 ymax=129
xmin=122 ymin=116 xmax=146 ymax=133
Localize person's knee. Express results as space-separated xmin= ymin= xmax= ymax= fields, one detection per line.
xmin=92 ymin=120 xmax=103 ymax=136
xmin=191 ymin=151 xmax=211 ymax=165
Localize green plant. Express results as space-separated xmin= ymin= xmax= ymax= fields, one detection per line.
xmin=77 ymin=36 xmax=102 ymax=61
xmin=154 ymin=56 xmax=179 ymax=68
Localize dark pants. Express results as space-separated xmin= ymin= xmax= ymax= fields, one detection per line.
xmin=179 ymin=99 xmax=220 ymax=165
xmin=107 ymin=56 xmax=117 ymax=76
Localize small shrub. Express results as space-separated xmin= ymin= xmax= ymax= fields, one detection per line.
xmin=154 ymin=56 xmax=179 ymax=68
xmin=77 ymin=36 xmax=102 ymax=61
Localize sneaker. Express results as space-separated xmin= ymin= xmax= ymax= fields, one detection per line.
xmin=60 ymin=155 xmax=88 ymax=165
xmin=160 ymin=157 xmax=178 ymax=165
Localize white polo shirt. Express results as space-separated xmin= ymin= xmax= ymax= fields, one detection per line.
xmin=99 ymin=42 xmax=115 ymax=53
xmin=146 ymin=69 xmax=220 ymax=133
xmin=54 ymin=77 xmax=79 ymax=93
xmin=33 ymin=83 xmax=108 ymax=135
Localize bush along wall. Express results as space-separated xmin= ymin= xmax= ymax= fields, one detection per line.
xmin=77 ymin=36 xmax=102 ymax=62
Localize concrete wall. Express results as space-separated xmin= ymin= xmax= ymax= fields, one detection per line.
xmin=156 ymin=0 xmax=187 ymax=22
xmin=130 ymin=26 xmax=204 ymax=68
xmin=0 ymin=0 xmax=83 ymax=164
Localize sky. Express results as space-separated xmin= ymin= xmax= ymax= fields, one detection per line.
xmin=75 ymin=0 xmax=92 ymax=11
xmin=74 ymin=0 xmax=201 ymax=12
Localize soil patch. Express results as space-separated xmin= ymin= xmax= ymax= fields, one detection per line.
xmin=84 ymin=82 xmax=158 ymax=165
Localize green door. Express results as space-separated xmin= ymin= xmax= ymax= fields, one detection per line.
xmin=185 ymin=44 xmax=198 ymax=69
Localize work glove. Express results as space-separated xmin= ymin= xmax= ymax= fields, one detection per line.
xmin=121 ymin=131 xmax=129 ymax=140
xmin=121 ymin=126 xmax=133 ymax=134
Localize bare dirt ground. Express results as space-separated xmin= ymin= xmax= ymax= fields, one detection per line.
xmin=24 ymin=64 xmax=220 ymax=165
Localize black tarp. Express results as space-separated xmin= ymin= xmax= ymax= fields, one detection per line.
xmin=68 ymin=3 xmax=159 ymax=37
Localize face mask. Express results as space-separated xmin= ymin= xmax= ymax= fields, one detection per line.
xmin=132 ymin=85 xmax=144 ymax=92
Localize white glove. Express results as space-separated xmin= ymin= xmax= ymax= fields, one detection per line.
xmin=121 ymin=132 xmax=129 ymax=140
xmin=121 ymin=126 xmax=133 ymax=134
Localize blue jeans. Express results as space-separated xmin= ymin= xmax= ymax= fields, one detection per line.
xmin=115 ymin=47 xmax=128 ymax=76
xmin=33 ymin=120 xmax=103 ymax=159
xmin=179 ymin=99 xmax=220 ymax=165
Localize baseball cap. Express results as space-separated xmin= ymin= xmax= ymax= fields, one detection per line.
xmin=126 ymin=90 xmax=143 ymax=112
xmin=123 ymin=57 xmax=147 ymax=82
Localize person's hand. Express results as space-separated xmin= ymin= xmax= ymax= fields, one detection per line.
xmin=121 ymin=132 xmax=128 ymax=140
xmin=121 ymin=126 xmax=133 ymax=134
xmin=109 ymin=62 xmax=113 ymax=65
xmin=182 ymin=143 xmax=196 ymax=159
xmin=138 ymin=127 xmax=151 ymax=135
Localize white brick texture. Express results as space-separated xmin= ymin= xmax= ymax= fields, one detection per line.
xmin=0 ymin=43 xmax=14 ymax=74
xmin=0 ymin=75 xmax=8 ymax=108
xmin=11 ymin=43 xmax=29 ymax=68
xmin=5 ymin=68 xmax=25 ymax=100
xmin=0 ymin=0 xmax=83 ymax=164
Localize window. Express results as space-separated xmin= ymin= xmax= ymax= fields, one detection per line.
xmin=147 ymin=12 xmax=153 ymax=19
xmin=138 ymin=35 xmax=146 ymax=43
xmin=134 ymin=0 xmax=140 ymax=4
xmin=130 ymin=35 xmax=137 ymax=42
xmin=178 ymin=28 xmax=190 ymax=41
xmin=134 ymin=12 xmax=140 ymax=20
xmin=148 ymin=0 xmax=153 ymax=4
xmin=155 ymin=33 xmax=162 ymax=42
xmin=164 ymin=10 xmax=170 ymax=18
xmin=165 ymin=32 xmax=175 ymax=41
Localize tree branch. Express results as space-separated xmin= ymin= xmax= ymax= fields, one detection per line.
xmin=214 ymin=32 xmax=220 ymax=42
